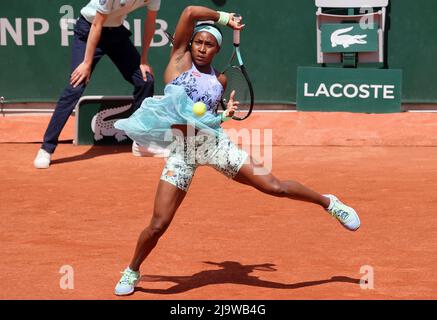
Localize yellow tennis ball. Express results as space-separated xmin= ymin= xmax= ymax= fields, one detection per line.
xmin=192 ymin=102 xmax=207 ymax=117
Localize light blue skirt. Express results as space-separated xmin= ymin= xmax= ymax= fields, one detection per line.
xmin=114 ymin=84 xmax=223 ymax=148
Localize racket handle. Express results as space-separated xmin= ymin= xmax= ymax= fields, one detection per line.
xmin=233 ymin=30 xmax=240 ymax=46
xmin=233 ymin=14 xmax=242 ymax=46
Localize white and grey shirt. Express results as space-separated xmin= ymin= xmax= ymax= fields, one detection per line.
xmin=81 ymin=0 xmax=161 ymax=27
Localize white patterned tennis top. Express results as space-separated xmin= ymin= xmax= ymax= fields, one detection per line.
xmin=171 ymin=64 xmax=224 ymax=113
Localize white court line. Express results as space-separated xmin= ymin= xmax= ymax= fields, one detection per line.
xmin=1 ymin=109 xmax=54 ymax=112
xmin=2 ymin=109 xmax=437 ymax=115
xmin=250 ymin=110 xmax=297 ymax=113
xmin=407 ymin=110 xmax=437 ymax=113
xmin=2 ymin=108 xmax=298 ymax=114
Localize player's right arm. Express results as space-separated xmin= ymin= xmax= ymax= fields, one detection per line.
xmin=164 ymin=7 xmax=222 ymax=83
xmin=171 ymin=7 xmax=220 ymax=55
xmin=70 ymin=12 xmax=108 ymax=88
xmin=164 ymin=6 xmax=242 ymax=83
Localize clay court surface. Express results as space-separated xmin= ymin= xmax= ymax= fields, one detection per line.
xmin=1 ymin=112 xmax=437 ymax=300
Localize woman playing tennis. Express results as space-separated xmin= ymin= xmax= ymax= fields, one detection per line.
xmin=114 ymin=5 xmax=360 ymax=296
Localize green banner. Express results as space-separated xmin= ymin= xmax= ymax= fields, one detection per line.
xmin=0 ymin=0 xmax=317 ymax=105
xmin=321 ymin=23 xmax=378 ymax=53
xmin=1 ymin=1 xmax=437 ymax=104
xmin=75 ymin=97 xmax=134 ymax=145
xmin=297 ymin=67 xmax=402 ymax=113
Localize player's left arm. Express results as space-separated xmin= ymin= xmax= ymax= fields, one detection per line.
xmin=140 ymin=8 xmax=158 ymax=80
xmin=217 ymin=73 xmax=238 ymax=118
xmin=225 ymin=90 xmax=239 ymax=118
xmin=217 ymin=72 xmax=227 ymax=92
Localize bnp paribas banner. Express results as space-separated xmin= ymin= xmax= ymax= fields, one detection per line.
xmin=296 ymin=67 xmax=402 ymax=113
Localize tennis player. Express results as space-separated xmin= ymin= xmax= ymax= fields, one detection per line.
xmin=113 ymin=5 xmax=360 ymax=296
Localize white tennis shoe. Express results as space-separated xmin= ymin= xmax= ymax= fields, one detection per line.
xmin=34 ymin=149 xmax=52 ymax=169
xmin=114 ymin=267 xmax=141 ymax=296
xmin=324 ymin=194 xmax=360 ymax=231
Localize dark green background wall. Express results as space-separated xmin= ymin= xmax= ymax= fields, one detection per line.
xmin=1 ymin=0 xmax=436 ymax=103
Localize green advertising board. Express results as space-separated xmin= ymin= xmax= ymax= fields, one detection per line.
xmin=297 ymin=67 xmax=402 ymax=113
xmin=75 ymin=96 xmax=134 ymax=145
xmin=1 ymin=1 xmax=437 ymax=104
xmin=321 ymin=23 xmax=378 ymax=53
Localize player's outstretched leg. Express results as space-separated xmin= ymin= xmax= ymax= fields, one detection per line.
xmin=114 ymin=180 xmax=187 ymax=296
xmin=233 ymin=156 xmax=360 ymax=231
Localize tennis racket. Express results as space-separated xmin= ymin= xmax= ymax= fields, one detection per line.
xmin=164 ymin=30 xmax=174 ymax=45
xmin=220 ymin=14 xmax=254 ymax=121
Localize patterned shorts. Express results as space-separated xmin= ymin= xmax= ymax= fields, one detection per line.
xmin=160 ymin=133 xmax=248 ymax=192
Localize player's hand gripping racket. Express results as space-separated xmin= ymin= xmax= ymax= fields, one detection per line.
xmin=220 ymin=14 xmax=254 ymax=121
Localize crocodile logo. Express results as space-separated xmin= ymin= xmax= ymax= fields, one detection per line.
xmin=331 ymin=26 xmax=367 ymax=49
xmin=91 ymin=104 xmax=132 ymax=142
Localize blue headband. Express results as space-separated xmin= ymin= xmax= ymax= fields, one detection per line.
xmin=193 ymin=25 xmax=223 ymax=47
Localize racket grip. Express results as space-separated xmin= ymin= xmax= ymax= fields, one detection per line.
xmin=233 ymin=14 xmax=242 ymax=46
xmin=233 ymin=30 xmax=240 ymax=46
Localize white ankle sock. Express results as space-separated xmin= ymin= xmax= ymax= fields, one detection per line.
xmin=324 ymin=195 xmax=335 ymax=210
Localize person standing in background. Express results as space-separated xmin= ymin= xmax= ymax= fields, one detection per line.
xmin=34 ymin=0 xmax=162 ymax=169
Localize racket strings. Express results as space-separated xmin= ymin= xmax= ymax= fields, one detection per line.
xmin=223 ymin=67 xmax=252 ymax=111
